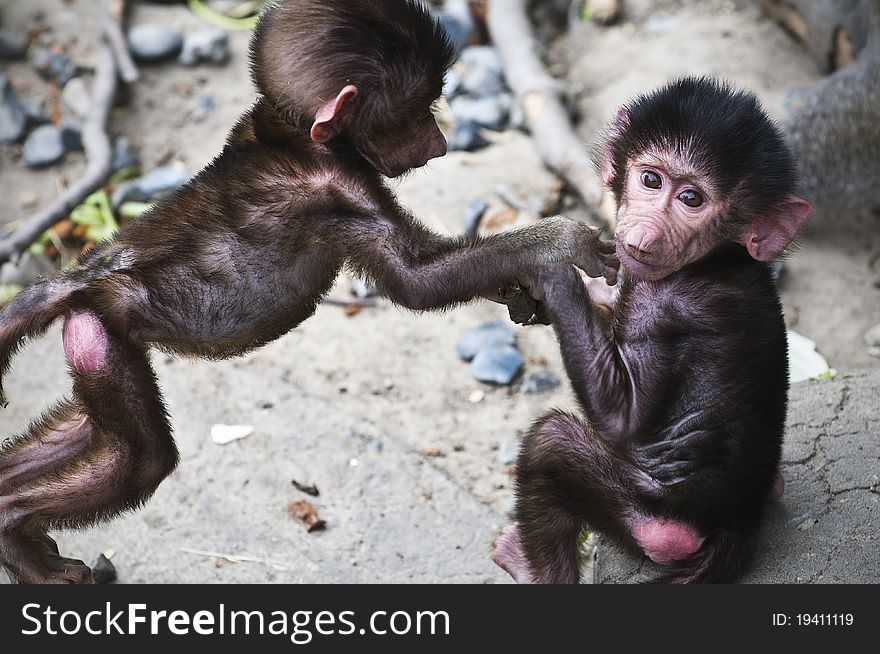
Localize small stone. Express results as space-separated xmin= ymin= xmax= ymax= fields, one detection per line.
xmin=22 ymin=124 xmax=65 ymax=168
xmin=31 ymin=47 xmax=80 ymax=87
xmin=192 ymin=94 xmax=216 ymax=122
xmin=446 ymin=120 xmax=490 ymax=152
xmin=134 ymin=163 xmax=190 ymax=199
xmin=470 ymin=344 xmax=524 ymax=385
xmin=111 ymin=136 xmax=140 ymax=172
xmin=0 ymin=251 xmax=56 ymax=286
xmin=127 ymin=24 xmax=183 ymax=62
xmin=178 ymin=29 xmax=230 ymax=66
xmin=0 ymin=29 xmax=28 ymax=61
xmin=458 ymin=46 xmax=506 ymax=98
xmin=589 ymin=0 xmax=622 ymax=24
xmin=0 ymin=75 xmax=27 ymax=143
xmin=61 ymin=77 xmax=91 ymax=117
xmin=457 ymin=320 xmax=515 ymax=361
xmin=22 ymin=96 xmax=50 ymax=126
xmin=468 ymin=389 xmax=485 ymax=403
xmin=443 ymin=68 xmax=463 ymax=99
xmin=91 ymin=553 xmax=117 ymax=584
xmin=450 ymin=94 xmax=510 ymax=131
xmin=521 ymin=368 xmax=562 ymax=394
xmin=497 ymin=439 xmax=519 ymax=466
xmin=463 ymin=198 xmax=488 ymax=237
xmin=60 ymin=121 xmax=84 ymax=152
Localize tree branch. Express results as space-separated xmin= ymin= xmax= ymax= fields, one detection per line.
xmin=487 ymin=0 xmax=610 ymax=224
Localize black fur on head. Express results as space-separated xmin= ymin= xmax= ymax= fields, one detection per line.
xmin=606 ymin=77 xmax=799 ymax=229
xmin=250 ymin=0 xmax=455 ymax=134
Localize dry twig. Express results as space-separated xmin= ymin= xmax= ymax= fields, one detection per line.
xmin=487 ymin=0 xmax=610 ymax=225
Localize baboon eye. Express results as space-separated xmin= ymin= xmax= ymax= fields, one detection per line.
xmin=678 ymin=189 xmax=704 ymax=207
xmin=641 ymin=171 xmax=662 ymax=189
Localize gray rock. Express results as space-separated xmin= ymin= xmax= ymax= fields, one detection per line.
xmin=437 ymin=0 xmax=475 ymax=52
xmin=0 ymin=74 xmax=26 ymax=143
xmin=91 ymin=554 xmax=117 ymax=584
xmin=458 ymin=46 xmax=506 ymax=98
xmin=0 ymin=29 xmax=28 ymax=60
xmin=457 ymin=320 xmax=515 ymax=361
xmin=497 ymin=438 xmax=520 ymax=466
xmin=470 ymin=345 xmax=524 ymax=385
xmin=0 ymin=251 xmax=57 ymax=286
xmin=134 ymin=164 xmax=190 ymax=199
xmin=178 ymin=29 xmax=230 ymax=66
xmin=60 ymin=121 xmax=83 ymax=152
xmin=521 ymin=368 xmax=562 ymax=394
xmin=127 ymin=24 xmax=183 ymax=62
xmin=23 ymin=124 xmax=65 ymax=168
xmin=31 ymin=47 xmax=80 ymax=87
xmin=111 ymin=136 xmax=140 ymax=172
xmin=450 ymin=94 xmax=510 ymax=131
xmin=443 ymin=68 xmax=463 ymax=99
xmin=463 ymin=198 xmax=488 ymax=237
xmin=61 ymin=77 xmax=91 ymax=118
xmin=23 ymin=96 xmax=50 ymax=126
xmin=446 ymin=121 xmax=490 ymax=152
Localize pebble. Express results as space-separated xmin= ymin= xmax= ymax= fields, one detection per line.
xmin=135 ymin=163 xmax=190 ymax=199
xmin=0 ymin=251 xmax=56 ymax=286
xmin=31 ymin=47 xmax=80 ymax=87
xmin=443 ymin=68 xmax=463 ymax=99
xmin=463 ymin=198 xmax=489 ymax=237
xmin=60 ymin=121 xmax=84 ymax=152
xmin=22 ymin=123 xmax=65 ymax=168
xmin=127 ymin=24 xmax=183 ymax=62
xmin=521 ymin=368 xmax=562 ymax=394
xmin=497 ymin=438 xmax=519 ymax=466
xmin=470 ymin=344 xmax=524 ymax=385
xmin=91 ymin=553 xmax=117 ymax=584
xmin=457 ymin=320 xmax=515 ymax=361
xmin=0 ymin=29 xmax=28 ymax=60
xmin=468 ymin=389 xmax=485 ymax=404
xmin=445 ymin=121 xmax=490 ymax=152
xmin=210 ymin=424 xmax=254 ymax=445
xmin=23 ymin=96 xmax=51 ymax=126
xmin=458 ymin=46 xmax=506 ymax=98
xmin=111 ymin=136 xmax=140 ymax=172
xmin=437 ymin=0 xmax=475 ymax=52
xmin=191 ymin=94 xmax=216 ymax=122
xmin=61 ymin=77 xmax=91 ymax=117
xmin=178 ymin=29 xmax=230 ymax=66
xmin=0 ymin=74 xmax=26 ymax=143
xmin=450 ymin=94 xmax=510 ymax=131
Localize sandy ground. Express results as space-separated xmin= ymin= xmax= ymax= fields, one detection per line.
xmin=0 ymin=0 xmax=877 ymax=582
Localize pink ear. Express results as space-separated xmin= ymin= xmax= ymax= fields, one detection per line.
xmin=740 ymin=195 xmax=812 ymax=261
xmin=310 ymin=85 xmax=359 ymax=143
xmin=601 ymin=107 xmax=628 ymax=186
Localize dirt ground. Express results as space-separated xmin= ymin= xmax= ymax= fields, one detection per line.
xmin=0 ymin=0 xmax=877 ymax=582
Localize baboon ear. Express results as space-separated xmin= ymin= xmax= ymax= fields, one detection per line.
xmin=310 ymin=85 xmax=359 ymax=143
xmin=740 ymin=195 xmax=812 ymax=261
xmin=601 ymin=107 xmax=629 ymax=186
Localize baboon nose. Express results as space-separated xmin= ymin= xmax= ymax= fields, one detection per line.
xmin=624 ymin=226 xmax=657 ymax=257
